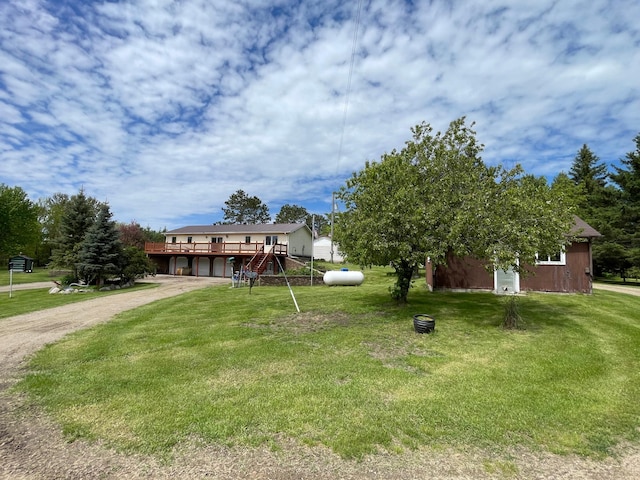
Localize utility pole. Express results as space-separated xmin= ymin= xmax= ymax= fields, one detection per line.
xmin=310 ymin=214 xmax=315 ymax=286
xmin=330 ymin=192 xmax=335 ymax=263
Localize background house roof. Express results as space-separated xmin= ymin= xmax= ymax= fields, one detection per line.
xmin=165 ymin=223 xmax=309 ymax=235
xmin=571 ymin=216 xmax=602 ymax=238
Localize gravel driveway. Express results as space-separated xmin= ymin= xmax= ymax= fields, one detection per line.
xmin=1 ymin=276 xmax=639 ymax=479
xmin=592 ymin=282 xmax=640 ymax=296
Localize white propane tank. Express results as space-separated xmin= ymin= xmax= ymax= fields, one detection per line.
xmin=323 ymin=270 xmax=364 ymax=286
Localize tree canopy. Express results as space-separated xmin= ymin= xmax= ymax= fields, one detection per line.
xmin=569 ymin=144 xmax=609 ymax=199
xmin=275 ymin=204 xmax=309 ymax=225
xmin=77 ymin=203 xmax=122 ymax=287
xmin=568 ymin=135 xmax=640 ymax=279
xmin=50 ymin=189 xmax=101 ymax=277
xmin=609 ymin=133 xmax=640 ymax=277
xmin=0 ymin=184 xmax=41 ymax=261
xmin=221 ymin=189 xmax=271 ymax=224
xmin=336 ymin=118 xmax=577 ymax=303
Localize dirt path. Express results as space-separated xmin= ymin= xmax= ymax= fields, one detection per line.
xmin=1 ymin=276 xmax=639 ymax=479
xmin=593 ymin=282 xmax=640 ymax=296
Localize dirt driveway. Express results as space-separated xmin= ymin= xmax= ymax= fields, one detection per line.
xmin=1 ymin=276 xmax=639 ymax=479
xmin=592 ymin=282 xmax=640 ymax=296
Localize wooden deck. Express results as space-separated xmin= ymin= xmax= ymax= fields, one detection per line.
xmin=144 ymin=242 xmax=288 ymax=256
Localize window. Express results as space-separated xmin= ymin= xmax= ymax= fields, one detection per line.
xmin=171 ymin=236 xmax=177 ymax=244
xmin=211 ymin=237 xmax=223 ymax=243
xmin=265 ymin=235 xmax=278 ymax=245
xmin=245 ymin=236 xmax=251 ymax=243
xmin=187 ymin=236 xmax=193 ymax=243
xmin=536 ymin=249 xmax=566 ymax=265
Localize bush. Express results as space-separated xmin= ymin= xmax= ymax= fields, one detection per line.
xmin=60 ymin=273 xmax=78 ymax=286
xmin=502 ymin=295 xmax=522 ymax=329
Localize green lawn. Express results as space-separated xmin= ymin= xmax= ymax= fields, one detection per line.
xmin=16 ymin=267 xmax=640 ymax=460
xmin=0 ymin=267 xmax=59 ymax=285
xmin=0 ymin=283 xmax=158 ymax=319
xmin=0 ymin=268 xmax=158 ymax=319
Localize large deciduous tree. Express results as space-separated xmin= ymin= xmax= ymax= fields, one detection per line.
xmin=335 ymin=118 xmax=576 ymax=303
xmin=0 ymin=184 xmax=41 ymax=261
xmin=118 ymin=221 xmax=166 ymax=248
xmin=221 ymin=189 xmax=271 ymax=224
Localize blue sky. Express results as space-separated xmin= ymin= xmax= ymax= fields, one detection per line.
xmin=1 ymin=0 xmax=638 ymax=231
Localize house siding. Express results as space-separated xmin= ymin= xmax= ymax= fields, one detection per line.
xmin=313 ymin=237 xmax=346 ymax=262
xmin=520 ymin=242 xmax=592 ymax=293
xmin=433 ymin=254 xmax=493 ymax=291
xmin=147 ymin=223 xmax=312 ymax=278
xmin=288 ymin=228 xmax=312 ymax=257
xmin=429 ymin=240 xmax=594 ymax=294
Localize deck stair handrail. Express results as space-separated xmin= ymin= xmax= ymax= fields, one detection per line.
xmin=254 ymin=252 xmax=271 ymax=274
xmin=245 ymin=244 xmax=286 ymax=276
xmin=245 ymin=245 xmax=265 ymax=273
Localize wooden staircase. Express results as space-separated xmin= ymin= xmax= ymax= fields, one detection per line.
xmin=246 ymin=248 xmax=273 ymax=275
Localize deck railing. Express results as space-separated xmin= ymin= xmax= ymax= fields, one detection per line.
xmin=144 ymin=242 xmax=288 ymax=256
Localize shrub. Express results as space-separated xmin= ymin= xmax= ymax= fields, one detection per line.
xmin=502 ymin=295 xmax=522 ymax=329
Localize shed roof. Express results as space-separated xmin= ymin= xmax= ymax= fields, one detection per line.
xmin=9 ymin=254 xmax=34 ymax=260
xmin=571 ymin=216 xmax=601 ymax=238
xmin=166 ymin=223 xmax=309 ymax=235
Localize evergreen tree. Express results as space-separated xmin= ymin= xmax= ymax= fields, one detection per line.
xmin=77 ymin=203 xmax=122 ymax=287
xmin=568 ymin=144 xmax=612 ymax=227
xmin=275 ymin=204 xmax=309 ymax=225
xmin=609 ymin=133 xmax=640 ymax=278
xmin=50 ymin=189 xmax=100 ymax=278
xmin=221 ymin=189 xmax=271 ymax=224
xmin=566 ymin=145 xmax=625 ymax=277
xmin=568 ymin=144 xmax=609 ymax=200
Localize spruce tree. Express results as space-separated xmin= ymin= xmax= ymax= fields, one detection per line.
xmin=77 ymin=203 xmax=122 ymax=287
xmin=567 ymin=145 xmax=625 ymax=276
xmin=569 ymin=144 xmax=609 ymax=198
xmin=609 ymin=133 xmax=640 ymax=278
xmin=50 ymin=189 xmax=99 ymax=278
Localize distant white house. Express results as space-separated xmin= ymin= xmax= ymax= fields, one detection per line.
xmin=313 ymin=236 xmax=345 ymax=262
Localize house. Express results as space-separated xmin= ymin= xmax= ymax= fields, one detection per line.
xmin=144 ymin=223 xmax=313 ymax=277
xmin=425 ymin=217 xmax=602 ymax=294
xmin=313 ymin=236 xmax=346 ymax=262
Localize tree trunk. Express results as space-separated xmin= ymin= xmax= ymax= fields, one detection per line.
xmin=393 ymin=260 xmax=415 ymax=304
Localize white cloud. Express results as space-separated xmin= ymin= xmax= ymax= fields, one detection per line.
xmin=0 ymin=0 xmax=638 ymax=230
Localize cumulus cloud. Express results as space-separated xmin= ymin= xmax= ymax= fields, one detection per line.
xmin=0 ymin=0 xmax=638 ymax=229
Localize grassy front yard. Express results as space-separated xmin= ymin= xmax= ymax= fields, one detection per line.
xmin=0 ymin=281 xmax=158 ymax=320
xmin=0 ymin=267 xmax=58 ymax=285
xmin=17 ymin=267 xmax=640 ymax=459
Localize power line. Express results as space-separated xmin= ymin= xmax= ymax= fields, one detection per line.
xmin=335 ymin=0 xmax=364 ymax=177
